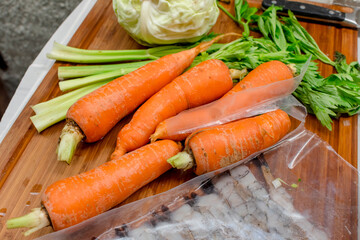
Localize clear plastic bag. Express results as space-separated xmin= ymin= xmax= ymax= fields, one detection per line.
xmin=37 ymin=95 xmax=358 ymax=239
xmin=159 ymin=57 xmax=310 ymax=137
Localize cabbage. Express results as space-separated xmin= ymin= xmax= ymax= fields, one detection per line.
xmin=113 ymin=0 xmax=220 ymax=46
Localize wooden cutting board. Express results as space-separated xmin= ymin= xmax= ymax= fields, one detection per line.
xmin=0 ymin=0 xmax=358 ymax=239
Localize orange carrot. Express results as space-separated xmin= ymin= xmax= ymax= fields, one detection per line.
xmin=167 ymin=109 xmax=291 ymax=175
xmin=111 ymin=59 xmax=233 ymax=159
xmin=151 ymin=60 xmax=294 ymax=142
xmin=224 ymin=60 xmax=294 ymax=96
xmin=6 ymin=140 xmax=181 ymax=234
xmin=57 ymin=34 xmax=231 ymax=164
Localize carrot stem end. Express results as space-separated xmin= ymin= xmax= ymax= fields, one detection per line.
xmin=149 ymin=132 xmax=159 ymax=143
xmin=229 ymin=68 xmax=248 ymax=80
xmin=57 ymin=121 xmax=84 ymax=164
xmin=6 ymin=208 xmax=50 ymax=236
xmin=167 ymin=152 xmax=194 ymax=171
xmin=110 ymin=146 xmax=126 ymax=160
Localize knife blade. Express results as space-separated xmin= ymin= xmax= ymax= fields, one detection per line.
xmin=262 ymin=0 xmax=360 ymax=29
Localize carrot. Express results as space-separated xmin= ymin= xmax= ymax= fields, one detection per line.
xmin=111 ymin=59 xmax=233 ymax=159
xmin=6 ymin=140 xmax=181 ymax=235
xmin=151 ymin=60 xmax=294 ymax=142
xmin=167 ymin=109 xmax=291 ymax=175
xmin=57 ymin=34 xmax=234 ymax=164
xmin=224 ymin=60 xmax=294 ymax=96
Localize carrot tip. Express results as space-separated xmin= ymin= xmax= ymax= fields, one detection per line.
xmin=149 ymin=133 xmax=159 ymax=143
xmin=110 ymin=147 xmax=126 ymax=160
xmin=57 ymin=121 xmax=84 ymax=164
xmin=167 ymin=151 xmax=194 ymax=171
xmin=6 ymin=208 xmax=50 ymax=236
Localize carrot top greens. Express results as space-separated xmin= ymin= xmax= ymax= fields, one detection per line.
xmin=218 ymin=1 xmax=360 ymax=130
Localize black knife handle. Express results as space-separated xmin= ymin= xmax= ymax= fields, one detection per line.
xmin=262 ymin=0 xmax=346 ymax=22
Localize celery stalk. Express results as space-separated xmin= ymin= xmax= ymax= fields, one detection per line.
xmin=47 ymin=51 xmax=158 ymax=63
xmin=59 ymin=67 xmax=137 ymax=91
xmin=49 ymin=41 xmax=152 ymax=56
xmin=31 ymin=102 xmax=74 ymax=133
xmin=58 ymin=60 xmax=153 ymax=79
xmin=47 ymin=42 xmax=188 ymax=63
xmin=51 ymin=41 xmax=182 ymax=56
xmin=32 ymin=83 xmax=105 ymax=114
xmin=31 ymin=81 xmax=109 ymax=132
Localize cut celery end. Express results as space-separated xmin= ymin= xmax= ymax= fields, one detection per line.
xmin=31 ymin=81 xmax=108 ymax=132
xmin=31 ymin=100 xmax=75 ymax=132
xmin=32 ymin=82 xmax=104 ymax=114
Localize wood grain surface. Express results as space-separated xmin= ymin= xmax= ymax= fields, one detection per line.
xmin=0 ymin=0 xmax=358 ymax=239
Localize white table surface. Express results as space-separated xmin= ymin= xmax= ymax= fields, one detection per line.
xmin=0 ymin=0 xmax=359 ymax=169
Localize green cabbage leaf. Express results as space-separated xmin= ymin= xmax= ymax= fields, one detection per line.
xmin=113 ymin=0 xmax=220 ymax=46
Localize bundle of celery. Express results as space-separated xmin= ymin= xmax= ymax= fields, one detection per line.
xmin=31 ymin=45 xmax=183 ymax=132
xmin=31 ymin=3 xmax=359 ymax=132
xmin=31 ymin=37 xmax=222 ymax=132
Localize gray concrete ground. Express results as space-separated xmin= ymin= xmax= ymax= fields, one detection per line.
xmin=0 ymin=0 xmax=82 ymax=105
